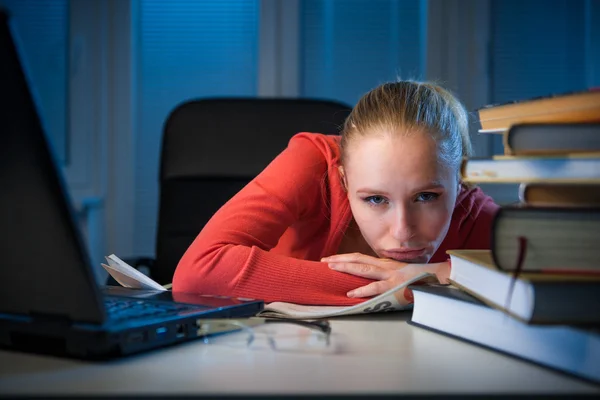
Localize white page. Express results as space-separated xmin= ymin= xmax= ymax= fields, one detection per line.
xmin=102 ymin=254 xmax=166 ymax=291
xmin=259 ymin=272 xmax=434 ymax=319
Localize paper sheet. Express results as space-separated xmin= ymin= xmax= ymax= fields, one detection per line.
xmin=102 ymin=254 xmax=166 ymax=291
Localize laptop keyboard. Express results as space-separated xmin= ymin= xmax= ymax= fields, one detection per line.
xmin=104 ymin=297 xmax=200 ymax=322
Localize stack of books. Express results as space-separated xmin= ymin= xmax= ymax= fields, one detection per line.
xmin=409 ymin=90 xmax=600 ymax=384
xmin=462 ymin=89 xmax=600 ymax=190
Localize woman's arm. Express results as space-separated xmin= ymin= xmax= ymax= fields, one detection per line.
xmin=172 ymin=134 xmax=372 ymax=305
xmin=322 ymin=253 xmax=450 ymax=301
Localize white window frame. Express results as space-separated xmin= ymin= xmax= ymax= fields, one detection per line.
xmin=258 ymin=0 xmax=300 ymax=97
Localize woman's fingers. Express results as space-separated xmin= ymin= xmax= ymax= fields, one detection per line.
xmin=322 ymin=252 xmax=403 ymax=269
xmin=322 ymin=252 xmax=373 ymax=263
xmin=346 ymin=280 xmax=391 ymax=298
xmin=327 ymin=261 xmax=390 ymax=280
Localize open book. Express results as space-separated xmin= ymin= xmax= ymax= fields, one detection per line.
xmin=256 ymin=272 xmax=433 ymax=319
xmin=101 ymin=254 xmax=433 ymax=319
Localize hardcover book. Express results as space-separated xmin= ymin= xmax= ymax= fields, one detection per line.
xmin=519 ymin=182 xmax=600 ymax=208
xmin=447 ymin=249 xmax=600 ymax=325
xmin=490 ymin=206 xmax=600 ymax=274
xmin=476 ymin=89 xmax=600 ymax=132
xmin=503 ymin=123 xmax=600 ymax=155
xmin=461 ymin=154 xmax=600 ymax=184
xmin=409 ymin=285 xmax=600 ymax=384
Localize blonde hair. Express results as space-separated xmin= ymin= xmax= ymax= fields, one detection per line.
xmin=340 ymin=80 xmax=472 ymax=174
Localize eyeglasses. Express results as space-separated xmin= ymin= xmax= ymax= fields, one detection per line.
xmin=197 ymin=317 xmax=334 ymax=354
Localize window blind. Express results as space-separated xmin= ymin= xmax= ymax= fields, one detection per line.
xmin=490 ymin=0 xmax=587 ymax=104
xmin=588 ymin=0 xmax=600 ymax=87
xmin=300 ymin=0 xmax=426 ymax=106
xmin=136 ymin=0 xmax=259 ymax=255
xmin=489 ymin=0 xmax=589 ymax=154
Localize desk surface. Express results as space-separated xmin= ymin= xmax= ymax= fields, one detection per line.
xmin=0 ymin=312 xmax=598 ymax=396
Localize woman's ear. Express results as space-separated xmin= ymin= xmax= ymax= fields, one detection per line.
xmin=338 ymin=166 xmax=348 ymax=192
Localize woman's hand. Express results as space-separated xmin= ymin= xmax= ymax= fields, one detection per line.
xmin=321 ymin=253 xmax=450 ymax=301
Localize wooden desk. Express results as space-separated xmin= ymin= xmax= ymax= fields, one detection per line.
xmin=0 ymin=312 xmax=598 ymax=396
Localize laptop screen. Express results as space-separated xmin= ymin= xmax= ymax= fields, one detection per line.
xmin=0 ymin=10 xmax=106 ymax=324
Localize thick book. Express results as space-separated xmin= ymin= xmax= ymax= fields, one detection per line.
xmin=519 ymin=182 xmax=600 ymax=208
xmin=476 ymin=89 xmax=600 ymax=133
xmin=409 ymin=285 xmax=600 ymax=384
xmin=101 ymin=254 xmax=433 ymax=319
xmin=503 ymin=123 xmax=600 ymax=156
xmin=447 ymin=250 xmax=600 ymax=325
xmin=490 ymin=206 xmax=600 ymax=273
xmin=461 ymin=153 xmax=600 ymax=184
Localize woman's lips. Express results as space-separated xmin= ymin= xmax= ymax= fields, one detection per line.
xmin=381 ymin=248 xmax=426 ymax=261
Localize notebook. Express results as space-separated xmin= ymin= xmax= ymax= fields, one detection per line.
xmin=0 ymin=9 xmax=263 ymax=359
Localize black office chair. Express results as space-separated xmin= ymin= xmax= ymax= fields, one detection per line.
xmin=128 ymin=98 xmax=352 ymax=285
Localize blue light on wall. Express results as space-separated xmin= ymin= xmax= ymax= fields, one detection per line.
xmin=135 ymin=0 xmax=260 ymax=256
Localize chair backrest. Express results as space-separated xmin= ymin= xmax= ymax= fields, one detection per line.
xmin=154 ymin=97 xmax=352 ymax=284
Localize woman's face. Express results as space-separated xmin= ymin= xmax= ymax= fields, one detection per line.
xmin=342 ymin=131 xmax=458 ymax=263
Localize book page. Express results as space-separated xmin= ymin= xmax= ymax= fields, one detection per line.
xmin=258 ymin=272 xmax=434 ymax=319
xmin=478 ymin=128 xmax=505 ymax=134
xmin=102 ymin=254 xmax=166 ymax=291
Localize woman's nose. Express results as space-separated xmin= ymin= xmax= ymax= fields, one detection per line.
xmin=390 ymin=205 xmax=414 ymax=242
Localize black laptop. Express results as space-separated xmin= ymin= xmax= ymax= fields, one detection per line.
xmin=0 ymin=10 xmax=263 ymax=359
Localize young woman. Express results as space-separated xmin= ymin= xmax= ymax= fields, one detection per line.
xmin=173 ymin=80 xmax=499 ymax=305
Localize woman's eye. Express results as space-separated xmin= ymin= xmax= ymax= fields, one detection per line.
xmin=364 ymin=195 xmax=387 ymax=205
xmin=416 ymin=192 xmax=439 ymax=202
